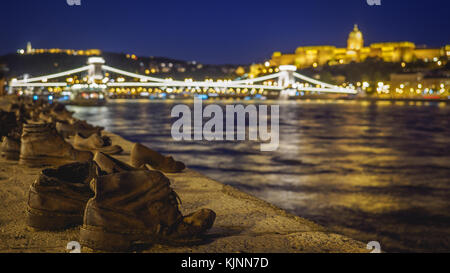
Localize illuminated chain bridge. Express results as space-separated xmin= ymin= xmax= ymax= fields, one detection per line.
xmin=9 ymin=57 xmax=357 ymax=96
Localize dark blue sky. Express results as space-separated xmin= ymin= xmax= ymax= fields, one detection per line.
xmin=1 ymin=0 xmax=449 ymax=64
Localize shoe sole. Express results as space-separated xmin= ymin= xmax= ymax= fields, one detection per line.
xmin=73 ymin=146 xmax=123 ymax=155
xmin=80 ymin=225 xmax=203 ymax=252
xmin=19 ymin=155 xmax=74 ymax=167
xmin=26 ymin=207 xmax=82 ymax=230
xmin=143 ymin=163 xmax=184 ymax=174
xmin=80 ymin=225 xmax=156 ymax=252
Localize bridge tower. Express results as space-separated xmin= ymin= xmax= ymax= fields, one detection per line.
xmin=87 ymin=57 xmax=105 ymax=83
xmin=278 ymin=65 xmax=296 ymax=88
xmin=278 ymin=65 xmax=297 ymax=99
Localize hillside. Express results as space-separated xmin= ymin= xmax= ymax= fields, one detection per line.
xmin=0 ymin=52 xmax=245 ymax=81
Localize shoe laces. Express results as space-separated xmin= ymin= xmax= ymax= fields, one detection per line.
xmin=168 ymin=190 xmax=182 ymax=207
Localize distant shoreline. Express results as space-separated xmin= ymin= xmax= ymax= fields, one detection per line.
xmin=105 ymin=96 xmax=450 ymax=103
xmin=302 ymin=97 xmax=450 ymax=103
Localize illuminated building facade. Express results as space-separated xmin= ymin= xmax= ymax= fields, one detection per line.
xmin=18 ymin=42 xmax=102 ymax=56
xmin=267 ymin=25 xmax=448 ymax=69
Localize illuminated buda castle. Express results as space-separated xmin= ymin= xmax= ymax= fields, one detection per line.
xmin=17 ymin=42 xmax=101 ymax=56
xmin=265 ymin=25 xmax=449 ymax=69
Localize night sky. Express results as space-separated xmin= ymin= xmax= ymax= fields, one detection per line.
xmin=1 ymin=0 xmax=449 ymax=64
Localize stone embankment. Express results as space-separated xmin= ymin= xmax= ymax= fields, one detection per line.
xmin=0 ymin=96 xmax=368 ymax=253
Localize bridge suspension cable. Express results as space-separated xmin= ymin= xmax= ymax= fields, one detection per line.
xmin=293 ymin=72 xmax=337 ymax=89
xmin=294 ymin=86 xmax=356 ymax=94
xmin=13 ymin=66 xmax=90 ymax=84
xmin=10 ymin=82 xmax=68 ymax=87
xmin=102 ymin=65 xmax=171 ymax=83
xmin=292 ymin=72 xmax=357 ymax=94
xmin=107 ymin=82 xmax=283 ymax=90
xmin=104 ymin=65 xmax=282 ymax=86
xmin=227 ymin=72 xmax=282 ymax=85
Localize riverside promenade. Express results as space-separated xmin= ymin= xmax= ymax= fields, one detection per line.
xmin=0 ymin=97 xmax=368 ymax=253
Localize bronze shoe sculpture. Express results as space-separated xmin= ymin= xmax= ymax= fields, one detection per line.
xmin=130 ymin=143 xmax=185 ymax=173
xmin=20 ymin=123 xmax=93 ymax=166
xmin=27 ymin=161 xmax=100 ymax=230
xmin=56 ymin=120 xmax=103 ymax=139
xmin=0 ymin=110 xmax=18 ymax=138
xmin=80 ymin=170 xmax=216 ymax=251
xmin=93 ymin=151 xmax=135 ymax=174
xmin=49 ymin=103 xmax=75 ymax=121
xmin=1 ymin=136 xmax=20 ymax=160
xmin=74 ymin=133 xmax=123 ymax=155
xmin=38 ymin=111 xmax=59 ymax=124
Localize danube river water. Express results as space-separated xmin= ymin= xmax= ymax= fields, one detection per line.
xmin=69 ymin=99 xmax=450 ymax=252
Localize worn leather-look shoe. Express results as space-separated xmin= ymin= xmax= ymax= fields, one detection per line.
xmin=80 ymin=170 xmax=216 ymax=251
xmin=56 ymin=120 xmax=103 ymax=139
xmin=27 ymin=161 xmax=100 ymax=230
xmin=38 ymin=112 xmax=57 ymax=124
xmin=0 ymin=110 xmax=18 ymax=138
xmin=50 ymin=103 xmax=74 ymax=122
xmin=1 ymin=136 xmax=20 ymax=160
xmin=74 ymin=133 xmax=123 ymax=155
xmin=130 ymin=143 xmax=185 ymax=173
xmin=93 ymin=152 xmax=135 ymax=174
xmin=20 ymin=123 xmax=93 ymax=166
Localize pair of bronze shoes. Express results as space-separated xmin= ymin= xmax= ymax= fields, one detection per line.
xmin=1 ymin=100 xmax=109 ymax=163
xmin=56 ymin=120 xmax=103 ymax=139
xmin=73 ymin=133 xmax=123 ymax=155
xmin=0 ymin=110 xmax=18 ymax=138
xmin=27 ymin=152 xmax=215 ymax=252
xmin=29 ymin=102 xmax=75 ymax=124
xmin=2 ymin=121 xmax=123 ymax=165
xmin=19 ymin=123 xmax=93 ymax=166
xmin=1 ymin=109 xmax=24 ymax=160
xmin=1 ymin=135 xmax=21 ymax=160
xmin=131 ymin=143 xmax=185 ymax=173
xmin=66 ymin=132 xmax=184 ymax=169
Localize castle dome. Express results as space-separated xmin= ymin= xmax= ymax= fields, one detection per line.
xmin=347 ymin=24 xmax=364 ymax=51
